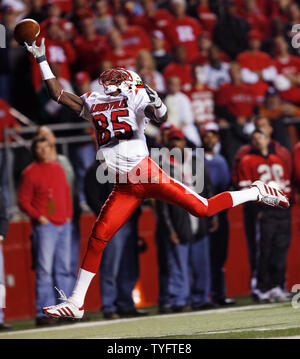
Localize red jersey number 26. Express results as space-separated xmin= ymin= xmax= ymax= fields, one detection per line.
xmin=93 ymin=109 xmax=133 ymax=146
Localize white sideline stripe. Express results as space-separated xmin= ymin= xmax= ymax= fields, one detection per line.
xmin=269 ymin=335 xmax=300 ymax=339
xmin=0 ymin=303 xmax=283 ymax=337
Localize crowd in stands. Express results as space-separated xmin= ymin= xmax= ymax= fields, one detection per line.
xmin=1 ymin=0 xmax=300 ymax=327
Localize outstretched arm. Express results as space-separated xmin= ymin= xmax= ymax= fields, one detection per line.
xmin=25 ymin=38 xmax=83 ymax=115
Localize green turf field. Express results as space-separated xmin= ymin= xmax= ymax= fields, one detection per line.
xmin=0 ymin=299 xmax=299 ymax=339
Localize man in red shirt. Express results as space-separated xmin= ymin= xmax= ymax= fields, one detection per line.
xmin=113 ymin=11 xmax=151 ymax=54
xmin=166 ymin=0 xmax=202 ymax=63
xmin=236 ymin=129 xmax=292 ymax=303
xmin=237 ymin=30 xmax=277 ymax=102
xmin=74 ymin=16 xmax=108 ymax=79
xmin=187 ymin=66 xmax=215 ymax=127
xmin=104 ymin=29 xmax=137 ymax=71
xmin=216 ymin=62 xmax=257 ymax=120
xmin=273 ymin=35 xmax=300 ymax=104
xmin=18 ymin=137 xmax=73 ymax=326
xmin=132 ymin=0 xmax=173 ymax=38
xmin=31 ymin=18 xmax=76 ymax=92
xmin=163 ymin=45 xmax=193 ymax=93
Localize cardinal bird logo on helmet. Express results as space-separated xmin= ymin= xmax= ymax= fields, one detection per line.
xmin=99 ymin=68 xmax=143 ymax=95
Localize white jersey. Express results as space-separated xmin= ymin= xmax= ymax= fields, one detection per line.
xmin=80 ymin=86 xmax=151 ymax=174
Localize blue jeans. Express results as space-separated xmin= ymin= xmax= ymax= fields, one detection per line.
xmin=31 ymin=222 xmax=72 ymax=317
xmin=100 ymin=220 xmax=138 ymax=313
xmin=69 ymin=143 xmax=96 ymax=203
xmin=166 ymin=236 xmax=211 ymax=307
xmin=189 ymin=236 xmax=211 ymax=306
xmin=0 ymin=245 xmax=4 ymax=324
xmin=166 ymin=240 xmax=190 ymax=307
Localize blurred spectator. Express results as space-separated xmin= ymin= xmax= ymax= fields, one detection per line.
xmin=201 ymin=45 xmax=231 ymax=91
xmin=215 ymin=62 xmax=256 ymax=166
xmin=113 ymin=11 xmax=151 ymax=53
xmin=270 ymin=0 xmax=293 ymax=23
xmin=39 ymin=9 xmax=78 ymax=42
xmin=232 ymin=115 xmax=293 ymax=186
xmin=193 ymin=31 xmax=230 ymax=66
xmin=0 ymin=99 xmax=22 ymax=209
xmin=84 ymin=161 xmax=147 ymax=319
xmin=237 ymin=30 xmax=277 ymax=102
xmin=167 ymin=0 xmax=203 ymax=63
xmin=258 ymin=86 xmax=300 ymax=149
xmin=155 ymin=127 xmax=215 ymax=312
xmin=0 ymin=5 xmax=18 ymax=102
xmin=74 ymin=16 xmax=108 ymax=79
xmin=196 ymin=0 xmax=217 ymax=35
xmin=104 ymin=29 xmax=137 ymax=71
xmin=36 ymin=126 xmax=81 ymax=289
xmin=66 ymin=0 xmax=94 ymax=31
xmin=273 ymin=35 xmax=300 ymax=104
xmin=163 ymin=45 xmax=193 ymax=93
xmin=68 ymin=71 xmax=96 ymax=212
xmin=236 ymin=129 xmax=292 ymax=302
xmin=237 ymin=0 xmax=270 ymax=38
xmin=164 ymin=76 xmax=201 ymax=147
xmin=93 ymin=0 xmax=114 ymax=35
xmin=213 ymin=0 xmax=250 ymax=59
xmin=133 ymin=0 xmax=173 ymax=37
xmin=231 ymin=115 xmax=293 ymax=281
xmin=136 ymin=50 xmax=166 ymax=95
xmin=31 ymin=18 xmax=76 ymax=94
xmin=187 ymin=65 xmax=215 ymax=129
xmin=284 ymin=2 xmax=300 ymax=51
xmin=0 ymin=188 xmax=10 ymax=330
xmin=150 ymin=30 xmax=173 ymax=72
xmin=201 ymin=124 xmax=235 ymax=306
xmin=46 ymin=0 xmax=73 ymax=15
xmin=25 ymin=0 xmax=47 ymax=24
xmin=18 ymin=137 xmax=73 ymax=326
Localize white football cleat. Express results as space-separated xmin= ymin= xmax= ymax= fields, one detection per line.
xmin=43 ymin=287 xmax=84 ymax=320
xmin=250 ymin=180 xmax=289 ymax=209
xmin=43 ymin=301 xmax=84 ymax=320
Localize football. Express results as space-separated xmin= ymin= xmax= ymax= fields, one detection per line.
xmin=14 ymin=18 xmax=40 ymax=45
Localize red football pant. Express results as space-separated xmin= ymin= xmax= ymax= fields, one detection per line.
xmin=81 ymin=157 xmax=233 ymax=273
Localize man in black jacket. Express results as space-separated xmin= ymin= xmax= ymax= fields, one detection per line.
xmin=84 ymin=162 xmax=147 ymax=319
xmin=0 ymin=188 xmax=10 ymax=330
xmin=155 ymin=127 xmax=216 ymax=312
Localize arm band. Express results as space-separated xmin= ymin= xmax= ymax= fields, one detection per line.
xmin=57 ymin=90 xmax=64 ymax=103
xmin=38 ymin=59 xmax=55 ymax=81
xmin=154 ymin=102 xmax=167 ymax=119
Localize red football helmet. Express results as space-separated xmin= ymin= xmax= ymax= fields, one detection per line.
xmin=98 ymin=68 xmax=142 ymax=95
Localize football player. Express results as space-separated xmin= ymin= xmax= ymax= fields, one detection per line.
xmin=25 ymin=38 xmax=290 ymax=319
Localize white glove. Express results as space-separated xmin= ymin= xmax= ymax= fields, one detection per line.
xmin=144 ymin=83 xmax=162 ymax=108
xmin=24 ymin=38 xmax=46 ymax=60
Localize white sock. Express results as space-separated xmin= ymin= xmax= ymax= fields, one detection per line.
xmin=68 ymin=268 xmax=96 ymax=308
xmin=228 ymin=187 xmax=259 ymax=207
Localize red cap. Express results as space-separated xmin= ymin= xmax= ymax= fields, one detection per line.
xmin=160 ymin=123 xmax=175 ymax=132
xmin=74 ymin=71 xmax=91 ymax=84
xmin=168 ymin=128 xmax=185 ymax=140
xmin=200 ymin=122 xmax=219 ymax=137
